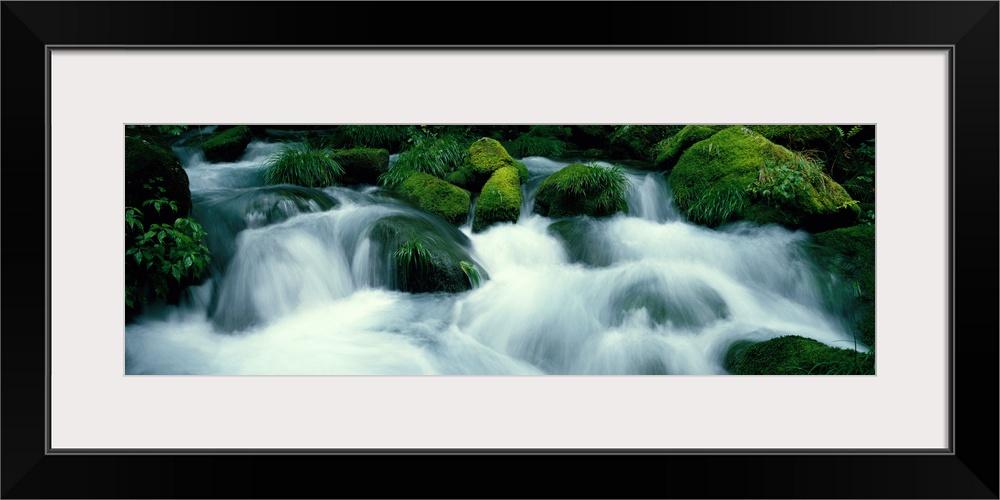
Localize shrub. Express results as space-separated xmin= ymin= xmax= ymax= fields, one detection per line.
xmin=262 ymin=142 xmax=345 ymax=188
xmin=125 ymin=203 xmax=211 ymax=308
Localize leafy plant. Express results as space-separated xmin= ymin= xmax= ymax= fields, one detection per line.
xmin=746 ymin=157 xmax=826 ymax=206
xmin=125 ymin=203 xmax=211 ymax=308
xmin=262 ymin=142 xmax=345 ymax=187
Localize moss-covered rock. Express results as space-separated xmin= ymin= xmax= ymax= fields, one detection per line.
xmin=472 ymin=167 xmax=522 ymax=233
xmin=201 ymin=125 xmax=253 ymax=163
xmin=330 ymin=147 xmax=389 ymax=185
xmin=810 ymin=224 xmax=876 ymax=347
xmin=652 ymin=125 xmax=726 ymax=169
xmin=445 ymin=165 xmax=472 ymax=189
xmin=533 ymin=163 xmax=630 ymax=218
xmin=726 ymin=335 xmax=874 ymax=375
xmin=368 ymin=214 xmax=487 ymax=293
xmin=468 ymin=137 xmax=525 ymax=191
xmin=397 ymin=173 xmax=472 ymax=226
xmin=669 ymin=126 xmax=861 ymax=231
xmin=125 ymin=135 xmax=192 ymax=226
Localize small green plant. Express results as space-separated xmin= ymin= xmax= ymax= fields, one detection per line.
xmin=155 ymin=125 xmax=190 ymax=136
xmin=125 ymin=204 xmax=211 ymax=307
xmin=262 ymin=142 xmax=345 ymax=188
xmin=460 ymin=261 xmax=481 ymax=288
xmin=746 ymin=157 xmax=826 ymax=206
xmin=392 ymin=238 xmax=434 ymax=285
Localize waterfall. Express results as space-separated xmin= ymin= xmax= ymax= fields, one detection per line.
xmin=125 ymin=144 xmax=864 ymax=375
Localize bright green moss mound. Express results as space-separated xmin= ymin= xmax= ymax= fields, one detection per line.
xmin=468 ymin=138 xmax=524 ymax=191
xmin=330 ymin=147 xmax=389 ymax=185
xmin=397 ymin=173 xmax=472 ymax=226
xmin=726 ymin=335 xmax=874 ymax=375
xmin=202 ymin=126 xmax=253 ymax=163
xmin=534 ymin=163 xmax=630 ymax=218
xmin=472 ymin=167 xmax=522 ymax=233
xmin=669 ymin=126 xmax=861 ymax=230
xmin=811 ymin=225 xmax=876 ymax=347
xmin=652 ymin=125 xmax=726 ymax=169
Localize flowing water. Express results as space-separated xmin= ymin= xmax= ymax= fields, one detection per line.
xmin=125 ymin=143 xmax=866 ymax=375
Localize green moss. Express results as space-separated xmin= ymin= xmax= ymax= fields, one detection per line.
xmin=534 ymin=163 xmax=630 ymax=218
xmin=472 ymin=167 xmax=522 ymax=232
xmin=652 ymin=125 xmax=726 ymax=169
xmin=445 ymin=165 xmax=472 ymax=189
xmin=397 ymin=173 xmax=472 ymax=226
xmin=330 ymin=147 xmax=389 ymax=185
xmin=726 ymin=335 xmax=874 ymax=375
xmin=669 ymin=126 xmax=860 ymax=230
xmin=201 ymin=126 xmax=253 ymax=163
xmin=513 ymin=160 xmax=529 ymax=184
xmin=468 ymin=137 xmax=522 ymax=191
xmin=811 ymin=225 xmax=876 ymax=347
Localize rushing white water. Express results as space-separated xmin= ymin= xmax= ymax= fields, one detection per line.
xmin=125 ymin=146 xmax=865 ymax=375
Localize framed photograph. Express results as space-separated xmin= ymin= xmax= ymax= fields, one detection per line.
xmin=4 ymin=2 xmax=996 ymax=498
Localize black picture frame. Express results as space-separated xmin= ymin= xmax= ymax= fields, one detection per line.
xmin=3 ymin=2 xmax=997 ymax=498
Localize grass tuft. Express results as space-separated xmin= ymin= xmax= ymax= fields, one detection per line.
xmin=262 ymin=142 xmax=345 ymax=188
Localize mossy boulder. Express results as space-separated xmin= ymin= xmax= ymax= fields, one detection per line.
xmin=445 ymin=165 xmax=472 ymax=189
xmin=669 ymin=126 xmax=861 ymax=231
xmin=533 ymin=163 xmax=630 ymax=218
xmin=368 ymin=214 xmax=487 ymax=293
xmin=652 ymin=125 xmax=726 ymax=169
xmin=397 ymin=173 xmax=472 ymax=226
xmin=726 ymin=335 xmax=874 ymax=375
xmin=331 ymin=147 xmax=390 ymax=185
xmin=472 ymin=167 xmax=522 ymax=233
xmin=201 ymin=125 xmax=253 ymax=163
xmin=468 ymin=137 xmax=526 ymax=191
xmin=810 ymin=224 xmax=876 ymax=347
xmin=125 ymin=135 xmax=192 ymax=227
